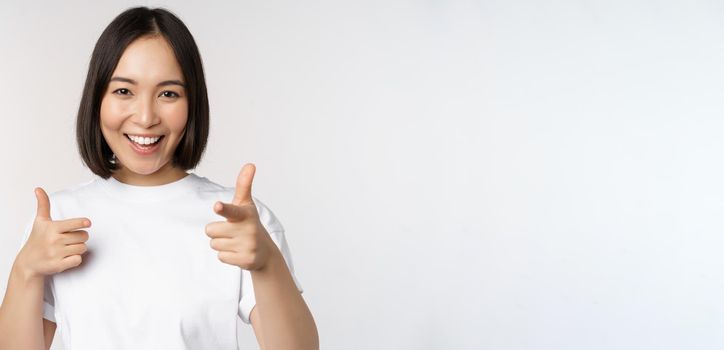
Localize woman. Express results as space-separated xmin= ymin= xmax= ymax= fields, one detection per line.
xmin=0 ymin=6 xmax=318 ymax=350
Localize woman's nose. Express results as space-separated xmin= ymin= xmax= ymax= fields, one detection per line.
xmin=132 ymin=96 xmax=159 ymax=127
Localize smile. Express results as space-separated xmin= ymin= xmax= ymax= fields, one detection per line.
xmin=124 ymin=134 xmax=164 ymax=155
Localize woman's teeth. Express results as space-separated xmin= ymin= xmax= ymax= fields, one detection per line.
xmin=126 ymin=134 xmax=162 ymax=146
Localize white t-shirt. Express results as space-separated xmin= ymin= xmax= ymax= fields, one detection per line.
xmin=16 ymin=172 xmax=303 ymax=349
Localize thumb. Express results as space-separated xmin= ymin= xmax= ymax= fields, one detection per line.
xmin=232 ymin=163 xmax=256 ymax=206
xmin=34 ymin=187 xmax=51 ymax=220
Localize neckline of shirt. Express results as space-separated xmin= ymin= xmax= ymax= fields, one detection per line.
xmin=98 ymin=172 xmax=201 ymax=203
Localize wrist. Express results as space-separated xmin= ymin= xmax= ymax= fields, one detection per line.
xmin=11 ymin=258 xmax=42 ymax=284
xmin=256 ymin=240 xmax=284 ymax=273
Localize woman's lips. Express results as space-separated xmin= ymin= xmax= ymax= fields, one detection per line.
xmin=125 ymin=134 xmax=164 ymax=155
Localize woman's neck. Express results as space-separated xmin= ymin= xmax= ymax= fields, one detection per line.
xmin=111 ymin=163 xmax=188 ymax=186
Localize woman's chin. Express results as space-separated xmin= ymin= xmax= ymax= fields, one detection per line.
xmin=117 ymin=162 xmax=165 ymax=176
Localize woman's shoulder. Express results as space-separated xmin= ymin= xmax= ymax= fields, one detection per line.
xmin=45 ymin=177 xmax=100 ymax=202
xmin=190 ymin=173 xmax=229 ymax=193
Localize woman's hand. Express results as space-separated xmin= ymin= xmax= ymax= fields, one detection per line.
xmin=205 ymin=164 xmax=278 ymax=271
xmin=15 ymin=187 xmax=91 ymax=279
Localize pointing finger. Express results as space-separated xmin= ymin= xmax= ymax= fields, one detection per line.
xmin=213 ymin=201 xmax=252 ymax=223
xmin=55 ymin=217 xmax=92 ymax=233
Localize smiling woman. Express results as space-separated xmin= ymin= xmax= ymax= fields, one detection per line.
xmin=0 ymin=6 xmax=318 ymax=350
xmin=99 ymin=35 xmax=190 ymax=186
xmin=75 ymin=7 xmax=209 ymax=187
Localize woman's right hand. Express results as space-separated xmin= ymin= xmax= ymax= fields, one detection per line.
xmin=15 ymin=187 xmax=91 ymax=279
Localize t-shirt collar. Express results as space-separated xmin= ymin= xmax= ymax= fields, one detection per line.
xmin=98 ymin=172 xmax=199 ymax=203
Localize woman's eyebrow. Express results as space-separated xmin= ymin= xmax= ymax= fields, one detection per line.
xmin=110 ymin=76 xmax=186 ymax=88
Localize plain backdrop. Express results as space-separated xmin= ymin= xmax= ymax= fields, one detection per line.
xmin=2 ymin=0 xmax=724 ymax=349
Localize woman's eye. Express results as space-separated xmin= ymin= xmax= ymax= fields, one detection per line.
xmin=160 ymin=91 xmax=180 ymax=98
xmin=113 ymin=88 xmax=131 ymax=95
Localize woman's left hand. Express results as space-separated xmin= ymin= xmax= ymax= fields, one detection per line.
xmin=205 ymin=163 xmax=277 ymax=271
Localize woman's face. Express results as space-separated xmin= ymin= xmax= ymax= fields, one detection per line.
xmin=100 ymin=35 xmax=188 ymax=182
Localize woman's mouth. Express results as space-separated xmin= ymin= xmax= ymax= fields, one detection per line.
xmin=124 ymin=134 xmax=164 ymax=155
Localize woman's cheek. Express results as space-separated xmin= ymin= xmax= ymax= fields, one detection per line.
xmin=163 ymin=100 xmax=188 ymax=130
xmin=101 ymin=96 xmax=130 ymax=122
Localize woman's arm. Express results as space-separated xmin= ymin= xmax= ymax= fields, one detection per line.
xmin=0 ymin=262 xmax=47 ymax=350
xmin=249 ymin=248 xmax=319 ymax=350
xmin=207 ymin=164 xmax=319 ymax=349
xmin=43 ymin=319 xmax=56 ymax=349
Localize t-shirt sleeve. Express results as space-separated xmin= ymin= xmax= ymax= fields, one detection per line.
xmin=17 ymin=216 xmax=57 ymax=323
xmin=238 ymin=197 xmax=304 ymax=325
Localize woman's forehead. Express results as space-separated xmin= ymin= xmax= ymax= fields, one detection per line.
xmin=112 ymin=35 xmax=184 ymax=84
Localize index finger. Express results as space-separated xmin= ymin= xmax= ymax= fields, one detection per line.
xmin=54 ymin=217 xmax=92 ymax=233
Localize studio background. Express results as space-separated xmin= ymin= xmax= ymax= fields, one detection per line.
xmin=2 ymin=1 xmax=723 ymax=349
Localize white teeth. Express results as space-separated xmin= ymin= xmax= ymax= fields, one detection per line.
xmin=127 ymin=135 xmax=161 ymax=145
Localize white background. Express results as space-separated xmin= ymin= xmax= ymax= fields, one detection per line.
xmin=2 ymin=1 xmax=723 ymax=349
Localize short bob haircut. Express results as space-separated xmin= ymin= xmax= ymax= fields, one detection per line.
xmin=76 ymin=6 xmax=209 ymax=179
